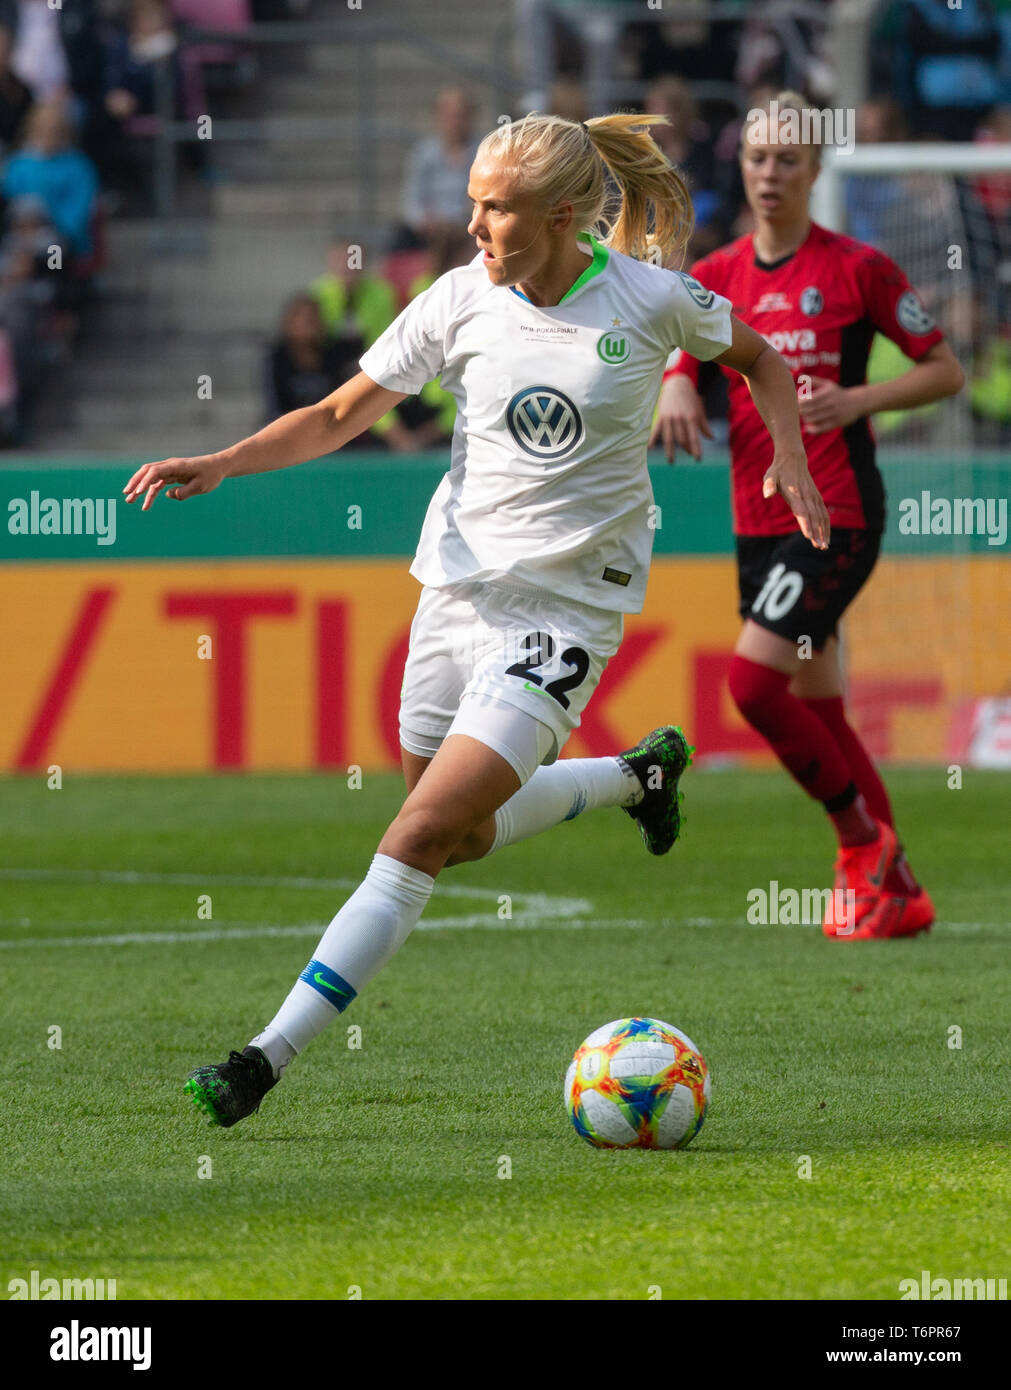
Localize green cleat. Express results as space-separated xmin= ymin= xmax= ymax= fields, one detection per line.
xmin=618 ymin=725 xmax=694 ymax=856
xmin=184 ymin=1046 xmax=277 ymax=1128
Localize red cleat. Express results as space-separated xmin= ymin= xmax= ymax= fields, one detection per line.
xmin=842 ymin=887 xmax=936 ymax=941
xmin=822 ymin=820 xmax=898 ymax=937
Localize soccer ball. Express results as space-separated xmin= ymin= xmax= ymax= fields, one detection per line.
xmin=564 ymin=1017 xmax=710 ymax=1150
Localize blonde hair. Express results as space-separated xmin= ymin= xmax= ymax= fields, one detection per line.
xmin=475 ymin=112 xmax=694 ymax=267
xmin=740 ymin=89 xmax=822 ymax=166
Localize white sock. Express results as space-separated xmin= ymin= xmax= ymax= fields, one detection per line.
xmin=250 ymin=853 xmax=434 ymax=1064
xmin=247 ymin=1026 xmax=296 ymax=1080
xmin=490 ymin=756 xmax=642 ymax=854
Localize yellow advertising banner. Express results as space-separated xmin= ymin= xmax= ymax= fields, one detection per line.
xmin=2 ymin=557 xmax=1008 ymax=771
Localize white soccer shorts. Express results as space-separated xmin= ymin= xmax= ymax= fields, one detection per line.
xmin=398 ymin=579 xmax=623 ymax=783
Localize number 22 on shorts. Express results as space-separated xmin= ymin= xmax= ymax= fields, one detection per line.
xmin=504 ymin=631 xmax=590 ymax=710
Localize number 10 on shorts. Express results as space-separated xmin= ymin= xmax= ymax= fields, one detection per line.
xmin=752 ymin=562 xmax=804 ymax=622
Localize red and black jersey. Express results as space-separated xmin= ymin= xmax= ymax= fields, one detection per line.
xmin=668 ymin=221 xmax=944 ymax=536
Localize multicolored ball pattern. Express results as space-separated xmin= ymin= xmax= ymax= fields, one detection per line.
xmin=564 ymin=1017 xmax=710 ymax=1150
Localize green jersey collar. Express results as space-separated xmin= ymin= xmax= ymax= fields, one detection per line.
xmin=507 ymin=231 xmax=609 ymax=307
xmin=559 ymin=232 xmax=609 ymax=303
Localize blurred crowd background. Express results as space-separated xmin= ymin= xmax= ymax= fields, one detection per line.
xmin=0 ymin=0 xmax=1008 ymax=453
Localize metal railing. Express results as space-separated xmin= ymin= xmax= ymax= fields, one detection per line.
xmin=147 ymin=15 xmax=524 ymax=237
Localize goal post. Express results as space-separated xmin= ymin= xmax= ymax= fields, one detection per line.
xmin=811 ymin=142 xmax=1011 ymax=232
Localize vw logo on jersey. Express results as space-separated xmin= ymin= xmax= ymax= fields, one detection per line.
xmin=800 ymin=286 xmax=823 ymax=317
xmin=896 ymin=289 xmax=936 ymax=336
xmin=596 ymin=330 xmax=630 ymax=364
xmin=507 ymin=386 xmax=584 ymax=459
xmin=675 ymin=271 xmax=714 ymax=309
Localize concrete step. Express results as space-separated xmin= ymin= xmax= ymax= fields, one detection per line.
xmin=28 ymin=0 xmax=518 ymax=452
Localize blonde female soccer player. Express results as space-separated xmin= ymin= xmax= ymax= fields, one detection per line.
xmin=125 ymin=112 xmax=829 ymax=1126
xmin=653 ymin=93 xmax=964 ymax=940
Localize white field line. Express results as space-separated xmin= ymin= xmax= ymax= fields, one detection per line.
xmin=0 ymin=869 xmax=1004 ymax=949
xmin=0 ymin=867 xmax=591 ymax=919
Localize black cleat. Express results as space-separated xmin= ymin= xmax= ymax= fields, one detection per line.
xmin=184 ymin=1046 xmax=277 ymax=1128
xmin=618 ymin=725 xmax=694 ymax=856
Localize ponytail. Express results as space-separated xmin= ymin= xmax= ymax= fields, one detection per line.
xmin=585 ymin=112 xmax=694 ymax=267
xmin=475 ymin=112 xmax=694 ymax=268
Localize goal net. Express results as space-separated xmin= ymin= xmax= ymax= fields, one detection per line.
xmin=811 ymin=144 xmax=1011 ymax=766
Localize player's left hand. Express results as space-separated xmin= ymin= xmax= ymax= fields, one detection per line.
xmin=762 ymin=451 xmax=831 ymax=550
xmin=798 ymin=376 xmax=864 ymax=434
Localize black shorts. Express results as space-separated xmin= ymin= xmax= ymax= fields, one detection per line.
xmin=736 ymin=527 xmax=882 ymax=650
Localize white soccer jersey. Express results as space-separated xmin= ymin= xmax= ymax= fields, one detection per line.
xmin=359 ymin=233 xmax=733 ymax=613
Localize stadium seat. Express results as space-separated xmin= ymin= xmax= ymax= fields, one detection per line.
xmin=171 ymin=0 xmax=252 ymax=32
xmin=171 ymin=0 xmax=254 ymax=105
xmin=381 ymin=249 xmax=432 ymax=310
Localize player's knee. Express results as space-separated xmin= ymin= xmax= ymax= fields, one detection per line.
xmin=444 ymin=827 xmax=490 ymax=867
xmin=386 ymin=804 xmax=466 ymax=862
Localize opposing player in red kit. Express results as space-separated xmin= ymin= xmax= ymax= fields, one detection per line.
xmin=653 ymin=93 xmax=964 ymax=939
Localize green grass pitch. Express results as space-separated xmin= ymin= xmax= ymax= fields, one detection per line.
xmin=1 ymin=767 xmax=1008 ymax=1300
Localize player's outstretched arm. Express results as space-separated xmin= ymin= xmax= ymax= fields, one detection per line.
xmin=715 ymin=316 xmax=830 ymax=551
xmin=123 ymin=372 xmax=407 ymax=511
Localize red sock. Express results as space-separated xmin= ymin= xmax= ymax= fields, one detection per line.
xmin=801 ymin=696 xmax=893 ymax=826
xmin=729 ymin=656 xmax=877 ymax=846
xmin=803 ymin=695 xmax=919 ymax=890
xmin=827 ymin=793 xmax=879 ymax=847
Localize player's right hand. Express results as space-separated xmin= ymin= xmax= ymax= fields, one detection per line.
xmin=649 ymin=375 xmax=713 ymax=463
xmin=123 ymin=454 xmax=228 ymax=511
xmin=762 ymin=452 xmax=831 ymax=550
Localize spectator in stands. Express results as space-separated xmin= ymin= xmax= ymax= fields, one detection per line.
xmin=0 ymin=23 xmax=31 ymax=149
xmin=969 ymin=103 xmax=1011 ymax=424
xmin=266 ymin=293 xmax=437 ymax=452
xmin=311 ymin=238 xmax=455 ymax=452
xmin=627 ymin=3 xmax=739 ymax=86
xmin=880 ymin=0 xmax=1005 ymax=141
xmin=0 ymin=210 xmax=53 ymax=436
xmin=0 ymin=189 xmax=68 ymax=441
xmin=642 ymin=76 xmax=723 ymax=257
xmin=2 ymin=188 xmax=57 ymax=263
xmin=0 ymin=1 xmax=105 ymax=130
xmin=392 ymin=225 xmax=472 ymax=449
xmin=970 ymin=329 xmax=1011 ymax=444
xmin=734 ymin=7 xmax=834 ymax=104
xmin=973 ymin=103 xmax=1011 ymax=223
xmin=309 ymin=243 xmax=397 ymax=353
xmin=267 ymin=294 xmax=354 ymax=420
xmin=5 ymin=0 xmax=69 ymax=101
xmin=103 ymin=0 xmax=181 ymax=124
xmin=0 ymin=2 xmax=107 ymax=173
xmin=1 ymin=99 xmax=99 ymax=258
xmin=398 ymin=86 xmax=479 ymax=252
xmin=645 ymin=77 xmax=714 ymax=189
xmin=95 ymin=0 xmax=184 ymax=207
